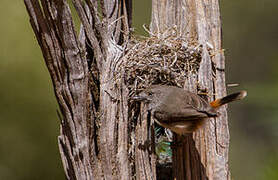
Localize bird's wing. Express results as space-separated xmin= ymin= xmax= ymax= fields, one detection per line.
xmin=153 ymin=106 xmax=209 ymax=123
xmin=156 ymin=91 xmax=217 ymax=122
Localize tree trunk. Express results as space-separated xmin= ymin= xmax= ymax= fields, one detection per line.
xmin=151 ymin=0 xmax=230 ymax=179
xmin=24 ymin=0 xmax=229 ymax=179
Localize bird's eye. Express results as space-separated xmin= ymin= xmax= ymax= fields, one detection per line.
xmin=147 ymin=92 xmax=153 ymax=96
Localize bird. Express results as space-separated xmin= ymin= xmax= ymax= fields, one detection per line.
xmin=132 ymin=85 xmax=247 ymax=135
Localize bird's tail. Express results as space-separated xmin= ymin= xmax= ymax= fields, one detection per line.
xmin=210 ymin=91 xmax=247 ymax=108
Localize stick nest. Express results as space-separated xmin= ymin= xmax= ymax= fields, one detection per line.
xmin=119 ymin=30 xmax=204 ymax=94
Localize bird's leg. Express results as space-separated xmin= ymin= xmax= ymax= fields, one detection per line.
xmin=138 ymin=139 xmax=152 ymax=151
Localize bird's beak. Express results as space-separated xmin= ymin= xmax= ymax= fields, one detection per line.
xmin=130 ymin=92 xmax=150 ymax=102
xmin=131 ymin=96 xmax=148 ymax=101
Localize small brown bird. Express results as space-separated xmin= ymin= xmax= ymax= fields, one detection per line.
xmin=133 ymin=85 xmax=247 ymax=135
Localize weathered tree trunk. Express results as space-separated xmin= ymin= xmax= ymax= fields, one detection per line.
xmin=24 ymin=0 xmax=229 ymax=179
xmin=24 ymin=0 xmax=134 ymax=179
xmin=151 ymin=0 xmax=230 ymax=179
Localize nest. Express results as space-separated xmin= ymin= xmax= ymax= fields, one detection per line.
xmin=119 ymin=29 xmax=204 ymax=95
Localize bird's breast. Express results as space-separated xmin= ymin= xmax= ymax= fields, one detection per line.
xmin=155 ymin=118 xmax=206 ymax=135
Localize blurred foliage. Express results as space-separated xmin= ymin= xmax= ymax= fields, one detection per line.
xmin=221 ymin=1 xmax=278 ymax=179
xmin=0 ymin=0 xmax=64 ymax=179
xmin=0 ymin=0 xmax=277 ymax=179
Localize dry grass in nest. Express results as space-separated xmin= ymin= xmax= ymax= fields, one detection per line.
xmin=119 ymin=29 xmax=204 ymax=95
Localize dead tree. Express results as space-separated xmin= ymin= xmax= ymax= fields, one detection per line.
xmin=24 ymin=0 xmax=229 ymax=179
xmin=150 ymin=1 xmax=230 ymax=180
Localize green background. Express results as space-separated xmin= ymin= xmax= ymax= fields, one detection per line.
xmin=1 ymin=0 xmax=278 ymax=179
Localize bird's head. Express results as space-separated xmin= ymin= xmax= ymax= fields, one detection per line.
xmin=131 ymin=85 xmax=166 ymax=103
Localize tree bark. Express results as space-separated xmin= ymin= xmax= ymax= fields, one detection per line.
xmin=24 ymin=0 xmax=229 ymax=179
xmin=151 ymin=0 xmax=230 ymax=179
xmin=24 ymin=0 xmax=134 ymax=179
